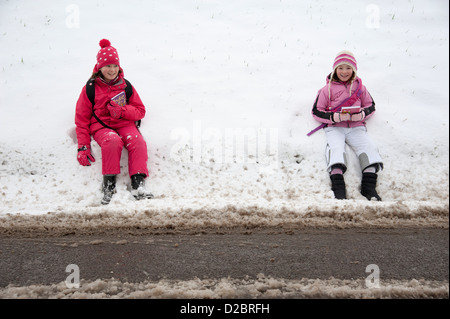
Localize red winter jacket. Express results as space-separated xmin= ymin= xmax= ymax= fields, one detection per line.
xmin=75 ymin=71 xmax=146 ymax=147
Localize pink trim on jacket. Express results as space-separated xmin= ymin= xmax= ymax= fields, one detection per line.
xmin=312 ymin=75 xmax=375 ymax=128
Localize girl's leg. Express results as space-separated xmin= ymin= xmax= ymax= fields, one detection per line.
xmin=93 ymin=128 xmax=124 ymax=176
xmin=324 ymin=127 xmax=347 ymax=173
xmin=115 ymin=126 xmax=152 ymax=200
xmin=324 ymin=127 xmax=347 ymax=199
xmin=115 ymin=125 xmax=149 ymax=178
xmin=346 ymin=127 xmax=383 ymax=201
xmin=345 ymin=126 xmax=383 ymax=172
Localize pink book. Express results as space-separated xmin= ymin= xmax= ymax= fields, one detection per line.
xmin=111 ymin=91 xmax=126 ymax=107
xmin=341 ymin=105 xmax=361 ymax=114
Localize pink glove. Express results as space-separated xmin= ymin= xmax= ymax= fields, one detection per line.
xmin=77 ymin=145 xmax=95 ymax=166
xmin=332 ymin=112 xmax=351 ymax=123
xmin=107 ymin=100 xmax=124 ymax=119
xmin=351 ymin=111 xmax=365 ymax=122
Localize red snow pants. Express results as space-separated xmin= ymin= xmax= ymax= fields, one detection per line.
xmin=93 ymin=125 xmax=149 ymax=177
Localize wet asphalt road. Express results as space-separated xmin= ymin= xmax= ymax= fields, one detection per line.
xmin=0 ymin=227 xmax=448 ymax=287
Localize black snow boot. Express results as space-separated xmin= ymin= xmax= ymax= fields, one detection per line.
xmin=131 ymin=173 xmax=154 ymax=200
xmin=101 ymin=175 xmax=116 ymax=205
xmin=330 ymin=174 xmax=346 ymax=200
xmin=360 ymin=172 xmax=382 ymax=201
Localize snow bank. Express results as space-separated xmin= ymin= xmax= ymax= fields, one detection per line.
xmin=0 ymin=275 xmax=447 ymax=299
xmin=0 ymin=0 xmax=448 ymax=228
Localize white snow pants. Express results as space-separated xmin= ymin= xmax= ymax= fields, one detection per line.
xmin=324 ymin=126 xmax=383 ymax=173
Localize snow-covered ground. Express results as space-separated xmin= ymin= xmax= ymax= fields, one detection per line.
xmin=0 ymin=0 xmax=448 ymax=298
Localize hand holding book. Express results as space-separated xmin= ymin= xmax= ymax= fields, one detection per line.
xmin=108 ymin=91 xmax=126 ymax=119
xmin=350 ymin=111 xmax=365 ymax=122
xmin=108 ymin=102 xmax=123 ymax=119
xmin=332 ymin=106 xmax=365 ymax=122
xmin=333 ymin=112 xmax=350 ymax=122
xmin=341 ymin=106 xmax=366 ymax=122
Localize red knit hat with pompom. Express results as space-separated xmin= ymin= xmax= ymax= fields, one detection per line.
xmin=94 ymin=39 xmax=120 ymax=72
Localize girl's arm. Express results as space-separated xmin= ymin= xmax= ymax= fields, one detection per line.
xmin=312 ymin=88 xmax=335 ymax=125
xmin=120 ymin=87 xmax=146 ymax=121
xmin=360 ymin=87 xmax=376 ymax=121
xmin=75 ymin=86 xmax=93 ymax=148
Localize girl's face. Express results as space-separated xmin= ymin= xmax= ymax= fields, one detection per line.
xmin=100 ymin=64 xmax=119 ymax=82
xmin=336 ymin=64 xmax=354 ymax=82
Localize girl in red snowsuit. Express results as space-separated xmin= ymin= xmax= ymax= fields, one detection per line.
xmin=75 ymin=39 xmax=152 ymax=204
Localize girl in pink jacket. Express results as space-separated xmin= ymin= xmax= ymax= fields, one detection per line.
xmin=75 ymin=39 xmax=153 ymax=205
xmin=311 ymin=51 xmax=383 ymax=200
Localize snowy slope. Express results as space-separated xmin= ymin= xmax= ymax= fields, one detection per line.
xmin=0 ymin=0 xmax=448 ymax=229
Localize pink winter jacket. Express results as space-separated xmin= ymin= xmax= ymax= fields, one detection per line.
xmin=75 ymin=71 xmax=146 ymax=148
xmin=312 ymin=75 xmax=376 ymax=128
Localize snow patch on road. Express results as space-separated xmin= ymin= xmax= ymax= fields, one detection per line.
xmin=0 ymin=275 xmax=447 ymax=299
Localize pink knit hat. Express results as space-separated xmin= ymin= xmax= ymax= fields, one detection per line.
xmin=332 ymin=50 xmax=357 ymax=73
xmin=94 ymin=39 xmax=120 ymax=72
